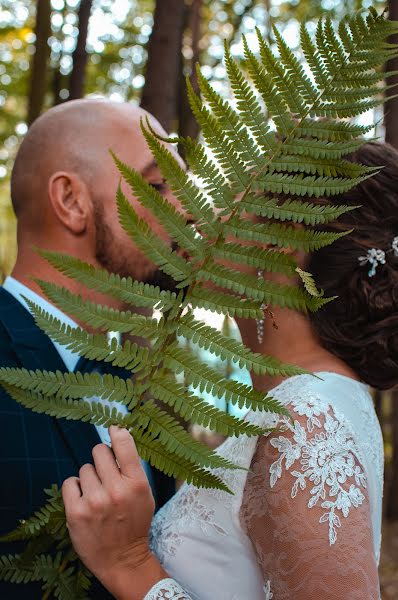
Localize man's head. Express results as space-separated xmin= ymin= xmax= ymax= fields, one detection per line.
xmin=11 ymin=99 xmax=183 ymax=281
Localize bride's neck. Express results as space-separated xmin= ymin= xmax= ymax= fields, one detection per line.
xmin=237 ymin=307 xmax=359 ymax=393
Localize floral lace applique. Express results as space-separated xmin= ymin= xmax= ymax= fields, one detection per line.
xmin=269 ymin=402 xmax=367 ymax=545
xmin=150 ymin=486 xmax=227 ymax=562
xmin=263 ymin=580 xmax=273 ymax=599
xmin=144 ymin=578 xmax=192 ymax=600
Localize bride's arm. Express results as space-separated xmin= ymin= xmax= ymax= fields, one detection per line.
xmin=62 ymin=426 xmax=192 ymax=600
xmin=240 ymin=401 xmax=380 ymax=600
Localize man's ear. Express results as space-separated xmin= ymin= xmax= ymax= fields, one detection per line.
xmin=48 ymin=171 xmax=91 ymax=234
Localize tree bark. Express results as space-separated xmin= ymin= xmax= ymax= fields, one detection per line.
xmin=386 ymin=391 xmax=398 ymax=520
xmin=374 ymin=389 xmax=383 ymax=422
xmin=27 ymin=0 xmax=52 ymax=126
xmin=140 ymin=0 xmax=186 ymax=132
xmin=385 ymin=0 xmax=398 ymax=147
xmin=69 ymin=0 xmax=93 ymax=100
xmin=178 ymin=0 xmax=202 ymax=147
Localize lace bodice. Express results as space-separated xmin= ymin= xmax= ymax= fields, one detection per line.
xmin=145 ymin=373 xmax=383 ymax=599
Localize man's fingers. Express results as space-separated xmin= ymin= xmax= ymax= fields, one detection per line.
xmin=92 ymin=443 xmax=120 ymax=487
xmin=109 ymin=426 xmax=142 ymax=479
xmin=79 ymin=463 xmax=102 ymax=496
xmin=62 ymin=477 xmax=82 ymax=516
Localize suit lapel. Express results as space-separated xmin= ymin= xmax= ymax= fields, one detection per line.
xmin=0 ymin=287 xmax=100 ymax=467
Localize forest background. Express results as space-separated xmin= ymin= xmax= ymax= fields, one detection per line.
xmin=0 ymin=0 xmax=397 ymax=596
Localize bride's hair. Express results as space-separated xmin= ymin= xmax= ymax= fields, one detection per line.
xmin=307 ymin=141 xmax=398 ymax=390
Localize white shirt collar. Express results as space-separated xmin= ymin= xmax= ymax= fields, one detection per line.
xmin=2 ymin=276 xmax=80 ymax=371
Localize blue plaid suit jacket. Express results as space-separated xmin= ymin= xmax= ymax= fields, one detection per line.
xmin=0 ymin=287 xmax=174 ymax=598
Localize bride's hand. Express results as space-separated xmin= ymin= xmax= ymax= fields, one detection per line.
xmin=62 ymin=426 xmax=165 ymax=600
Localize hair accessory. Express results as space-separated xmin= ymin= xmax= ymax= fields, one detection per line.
xmin=392 ymin=236 xmax=398 ymax=257
xmin=358 ymin=248 xmax=386 ymax=277
xmin=358 ymin=235 xmax=398 ymax=277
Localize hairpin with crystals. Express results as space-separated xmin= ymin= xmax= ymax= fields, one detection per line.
xmin=358 ymin=236 xmax=398 ymax=277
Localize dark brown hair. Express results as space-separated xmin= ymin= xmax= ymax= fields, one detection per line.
xmin=307 ymin=141 xmax=398 ymax=390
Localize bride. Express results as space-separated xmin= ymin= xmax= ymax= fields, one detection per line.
xmin=61 ymin=141 xmax=398 ymax=600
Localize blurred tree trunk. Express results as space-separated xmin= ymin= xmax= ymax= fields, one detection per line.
xmin=178 ymin=0 xmax=202 ymax=147
xmin=140 ymin=0 xmax=186 ymax=132
xmin=69 ymin=0 xmax=93 ymax=100
xmin=27 ymin=0 xmax=52 ymax=126
xmin=385 ymin=0 xmax=398 ymax=521
xmin=387 ymin=391 xmax=398 ymax=520
xmin=385 ymin=0 xmax=398 ymax=146
xmin=374 ymin=389 xmax=383 ymax=422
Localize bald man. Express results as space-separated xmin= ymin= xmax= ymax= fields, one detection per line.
xmin=0 ymin=99 xmax=179 ymax=599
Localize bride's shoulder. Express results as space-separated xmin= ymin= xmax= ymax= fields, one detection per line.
xmin=247 ymin=371 xmax=373 ymax=431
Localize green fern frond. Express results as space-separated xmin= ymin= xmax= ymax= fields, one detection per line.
xmin=177 ymin=312 xmax=307 ymax=377
xmin=224 ymin=217 xmax=347 ymax=252
xmin=257 ymin=27 xmax=308 ymax=117
xmin=133 ymin=431 xmax=232 ymax=493
xmin=37 ymin=250 xmax=178 ymax=311
xmin=180 ymin=136 xmax=235 ymax=210
xmin=270 ymin=25 xmax=319 ymax=107
xmin=2 ymin=383 xmax=135 ymax=428
xmin=188 ymin=286 xmax=264 ymax=319
xmin=140 ymin=121 xmax=220 ymax=236
xmin=212 ymin=242 xmax=297 ymax=275
xmin=266 ymin=155 xmax=376 ymax=179
xmin=0 ymin=486 xmax=64 ymax=543
xmin=186 ymin=77 xmax=250 ymax=191
xmin=235 ymin=196 xmax=357 ymax=225
xmin=163 ymin=343 xmax=287 ymax=412
xmin=149 ymin=376 xmax=265 ymax=436
xmin=113 ymin=154 xmax=202 ymax=257
xmin=196 ymin=65 xmax=263 ymax=169
xmin=32 ymin=280 xmax=169 ymax=339
xmin=0 ymin=554 xmax=39 ymax=584
xmin=293 ymin=118 xmax=374 ymax=141
xmin=295 ymin=267 xmax=323 ymax=297
xmin=255 ymin=171 xmax=371 ymax=197
xmin=197 ymin=262 xmax=330 ymax=312
xmin=0 ymin=368 xmax=139 ymax=408
xmin=224 ymin=42 xmax=275 ymax=152
xmin=131 ymin=399 xmax=243 ymax=471
xmin=278 ymin=138 xmax=366 ymax=160
xmin=116 ymin=186 xmax=193 ymax=283
xmin=242 ymin=35 xmax=291 ymax=136
xmin=25 ymin=305 xmax=150 ymax=372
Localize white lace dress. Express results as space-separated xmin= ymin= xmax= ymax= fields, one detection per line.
xmin=146 ymin=372 xmax=384 ymax=600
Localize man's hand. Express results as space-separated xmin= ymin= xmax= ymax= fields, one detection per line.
xmin=62 ymin=426 xmax=166 ymax=600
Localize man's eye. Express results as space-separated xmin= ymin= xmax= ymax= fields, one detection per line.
xmin=149 ymin=182 xmax=167 ymax=193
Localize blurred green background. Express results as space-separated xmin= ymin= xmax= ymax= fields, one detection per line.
xmin=0 ymin=0 xmax=397 ymax=595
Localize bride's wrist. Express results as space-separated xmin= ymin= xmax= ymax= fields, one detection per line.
xmin=98 ymin=542 xmax=168 ymax=600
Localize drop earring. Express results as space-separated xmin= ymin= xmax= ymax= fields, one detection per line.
xmin=256 ymin=269 xmax=265 ymax=345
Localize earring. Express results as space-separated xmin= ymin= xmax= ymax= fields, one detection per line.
xmin=256 ymin=269 xmax=265 ymax=345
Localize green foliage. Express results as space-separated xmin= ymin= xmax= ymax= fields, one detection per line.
xmin=1 ymin=8 xmax=397 ymax=598
xmin=0 ymin=485 xmax=92 ymax=599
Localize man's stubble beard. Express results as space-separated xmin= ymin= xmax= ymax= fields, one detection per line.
xmin=94 ymin=201 xmax=178 ymax=292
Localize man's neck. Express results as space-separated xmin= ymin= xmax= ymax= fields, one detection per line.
xmin=11 ymin=254 xmax=126 ymax=327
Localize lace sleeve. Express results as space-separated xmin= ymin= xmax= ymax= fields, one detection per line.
xmin=240 ymin=401 xmax=380 ymax=600
xmin=143 ymin=578 xmax=193 ymax=599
